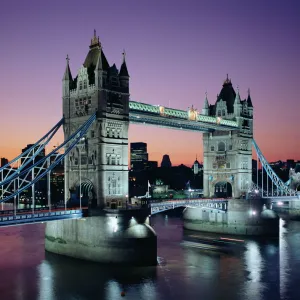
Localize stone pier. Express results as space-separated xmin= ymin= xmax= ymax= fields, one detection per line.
xmin=183 ymin=199 xmax=279 ymax=236
xmin=45 ymin=209 xmax=157 ymax=266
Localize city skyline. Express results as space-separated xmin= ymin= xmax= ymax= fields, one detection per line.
xmin=0 ymin=0 xmax=299 ymax=166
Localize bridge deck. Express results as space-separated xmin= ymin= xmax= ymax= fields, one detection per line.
xmin=150 ymin=198 xmax=229 ymax=214
xmin=0 ymin=207 xmax=87 ymax=227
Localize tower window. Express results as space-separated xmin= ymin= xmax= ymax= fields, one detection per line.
xmin=211 ymin=146 xmax=215 ymax=151
xmin=83 ymin=80 xmax=87 ymax=89
xmin=91 ymin=131 xmax=95 ymax=138
xmin=218 ymin=142 xmax=225 ymax=152
xmin=218 ymin=142 xmax=225 ymax=151
xmin=79 ymin=81 xmax=83 ymax=90
xmin=111 ymin=156 xmax=116 ymax=165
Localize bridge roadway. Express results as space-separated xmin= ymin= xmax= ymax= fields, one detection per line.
xmin=150 ymin=198 xmax=229 ymax=215
xmin=0 ymin=206 xmax=86 ymax=227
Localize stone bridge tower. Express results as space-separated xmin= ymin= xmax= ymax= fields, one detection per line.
xmin=62 ymin=31 xmax=129 ymax=208
xmin=202 ymin=76 xmax=253 ymax=198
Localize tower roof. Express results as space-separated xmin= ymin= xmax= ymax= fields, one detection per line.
xmin=63 ymin=55 xmax=72 ymax=81
xmin=83 ymin=31 xmax=109 ymax=71
xmin=215 ymin=75 xmax=236 ymax=114
xmin=119 ymin=51 xmax=129 ymax=77
xmin=203 ymin=92 xmax=209 ymax=109
xmin=247 ymin=88 xmax=253 ymax=107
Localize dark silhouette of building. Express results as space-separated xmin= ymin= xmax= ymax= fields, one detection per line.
xmin=130 ymin=142 xmax=148 ymax=170
xmin=161 ymin=154 xmax=172 ymax=168
xmin=287 ymin=159 xmax=295 ymax=170
xmin=20 ymin=144 xmax=47 ymax=204
xmin=146 ymin=161 xmax=158 ymax=170
xmin=0 ymin=157 xmax=8 ymax=167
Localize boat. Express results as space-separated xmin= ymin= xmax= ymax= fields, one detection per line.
xmin=181 ymin=234 xmax=245 ymax=253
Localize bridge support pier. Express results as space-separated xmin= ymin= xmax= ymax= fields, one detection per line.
xmin=271 ymin=198 xmax=300 ymax=220
xmin=45 ymin=209 xmax=157 ymax=266
xmin=183 ymin=199 xmax=279 ymax=236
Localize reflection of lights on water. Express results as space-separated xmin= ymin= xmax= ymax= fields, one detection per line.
xmin=245 ymin=242 xmax=262 ymax=281
xmin=280 ymin=218 xmax=289 ymax=299
xmin=38 ymin=261 xmax=54 ymax=300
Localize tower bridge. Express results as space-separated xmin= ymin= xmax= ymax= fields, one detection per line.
xmin=0 ymin=32 xmax=299 ymax=264
xmin=0 ymin=31 xmax=298 ymax=219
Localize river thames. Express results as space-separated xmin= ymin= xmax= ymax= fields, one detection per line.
xmin=0 ymin=211 xmax=300 ymax=300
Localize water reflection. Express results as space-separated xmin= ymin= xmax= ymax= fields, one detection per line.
xmin=243 ymin=241 xmax=265 ymax=300
xmin=280 ymin=218 xmax=289 ymax=299
xmin=1 ymin=213 xmax=300 ymax=299
xmin=44 ymin=252 xmax=157 ymax=299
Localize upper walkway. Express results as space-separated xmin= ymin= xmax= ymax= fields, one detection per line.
xmin=129 ymin=101 xmax=239 ymax=132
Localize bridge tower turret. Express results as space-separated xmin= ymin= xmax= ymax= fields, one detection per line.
xmin=203 ymin=76 xmax=253 ymax=199
xmin=62 ymin=31 xmax=129 ymax=209
xmin=62 ymin=55 xmax=72 ymax=99
xmin=202 ymin=92 xmax=209 ymax=116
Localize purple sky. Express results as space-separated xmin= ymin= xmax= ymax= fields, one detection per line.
xmin=0 ymin=0 xmax=299 ymax=166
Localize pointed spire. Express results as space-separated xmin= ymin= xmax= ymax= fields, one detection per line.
xmin=247 ymin=88 xmax=253 ymax=107
xmin=235 ymin=85 xmax=241 ymax=104
xmin=122 ymin=49 xmax=126 ymax=63
xmin=223 ymin=73 xmax=231 ymax=85
xmin=63 ymin=54 xmax=72 ymax=81
xmin=119 ymin=49 xmax=129 ymax=77
xmin=90 ymin=29 xmax=101 ymax=48
xmin=204 ymin=91 xmax=209 ymax=108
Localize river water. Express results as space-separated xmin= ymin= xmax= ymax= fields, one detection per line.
xmin=0 ymin=211 xmax=300 ymax=300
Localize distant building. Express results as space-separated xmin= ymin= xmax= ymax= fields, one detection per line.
xmin=20 ymin=144 xmax=47 ymax=203
xmin=192 ymin=157 xmax=203 ymax=175
xmin=130 ymin=142 xmax=148 ymax=170
xmin=287 ymin=159 xmax=295 ymax=170
xmin=21 ymin=144 xmax=45 ymax=165
xmin=146 ymin=161 xmax=158 ymax=170
xmin=0 ymin=157 xmax=8 ymax=167
xmin=161 ymin=154 xmax=172 ymax=168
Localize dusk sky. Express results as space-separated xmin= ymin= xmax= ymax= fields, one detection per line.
xmin=0 ymin=0 xmax=299 ymax=166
